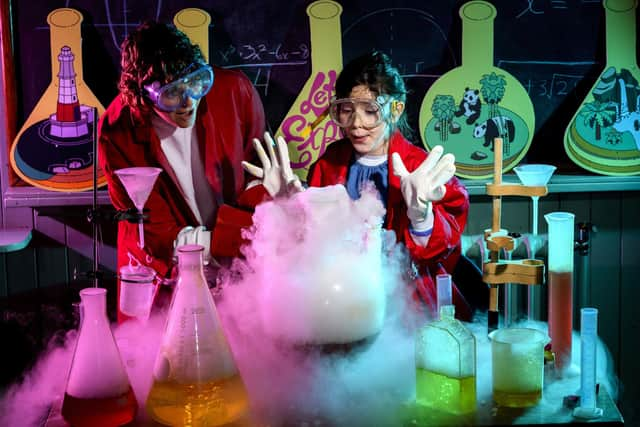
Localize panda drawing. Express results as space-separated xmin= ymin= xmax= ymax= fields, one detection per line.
xmin=473 ymin=116 xmax=516 ymax=151
xmin=454 ymin=88 xmax=482 ymax=125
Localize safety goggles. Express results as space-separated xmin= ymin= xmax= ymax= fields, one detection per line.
xmin=329 ymin=96 xmax=391 ymax=129
xmin=144 ymin=64 xmax=214 ymax=112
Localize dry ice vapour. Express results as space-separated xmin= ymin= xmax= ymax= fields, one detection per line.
xmin=217 ymin=184 xmax=422 ymax=426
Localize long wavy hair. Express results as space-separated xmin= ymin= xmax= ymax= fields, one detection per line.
xmin=118 ymin=21 xmax=206 ymax=111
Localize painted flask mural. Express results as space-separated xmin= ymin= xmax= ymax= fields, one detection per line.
xmin=418 ymin=1 xmax=535 ymax=179
xmin=275 ymin=0 xmax=343 ymax=182
xmin=9 ymin=8 xmax=106 ymax=192
xmin=564 ymin=0 xmax=640 ymax=176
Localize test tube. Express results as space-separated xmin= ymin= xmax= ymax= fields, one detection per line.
xmin=573 ymin=307 xmax=603 ymax=419
xmin=436 ymin=273 xmax=452 ymax=316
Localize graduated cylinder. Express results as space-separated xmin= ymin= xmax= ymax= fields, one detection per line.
xmin=545 ymin=212 xmax=575 ymax=375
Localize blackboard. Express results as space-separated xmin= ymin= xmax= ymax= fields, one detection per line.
xmin=9 ymin=0 xmax=640 ymax=170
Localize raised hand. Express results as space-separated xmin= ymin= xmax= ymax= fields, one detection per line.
xmin=242 ymin=132 xmax=303 ymax=198
xmin=392 ymin=145 xmax=456 ymax=223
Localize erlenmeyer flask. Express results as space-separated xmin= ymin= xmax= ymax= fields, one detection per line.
xmin=62 ymin=288 xmax=137 ymax=427
xmin=275 ymin=0 xmax=343 ymax=181
xmin=174 ymin=8 xmax=211 ymax=62
xmin=418 ymin=1 xmax=535 ymax=179
xmin=9 ymin=8 xmax=106 ymax=191
xmin=146 ymin=244 xmax=249 ymax=426
xmin=564 ymin=0 xmax=640 ymax=175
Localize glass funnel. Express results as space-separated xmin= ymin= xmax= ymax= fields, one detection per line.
xmin=545 ymin=212 xmax=575 ymax=376
xmin=146 ymin=245 xmax=249 ymax=426
xmin=513 ymin=164 xmax=556 ymax=235
xmin=114 ymin=167 xmax=161 ymax=249
xmin=62 ymin=288 xmax=137 ymax=426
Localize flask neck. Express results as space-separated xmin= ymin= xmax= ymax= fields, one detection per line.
xmin=79 ymin=288 xmax=108 ymax=322
xmin=459 ymin=1 xmax=496 ymax=70
xmin=604 ymin=0 xmax=638 ymax=66
xmin=439 ymin=304 xmax=456 ymax=320
xmin=178 ymin=252 xmax=204 ymax=272
xmin=307 ymin=1 xmax=343 ymax=71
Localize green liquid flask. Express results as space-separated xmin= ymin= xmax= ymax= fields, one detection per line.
xmin=415 ymin=305 xmax=477 ymax=415
xmin=564 ymin=0 xmax=640 ymax=176
xmin=146 ymin=244 xmax=249 ymax=426
xmin=62 ymin=288 xmax=137 ymax=427
xmin=275 ymin=0 xmax=343 ymax=181
xmin=418 ymin=1 xmax=535 ymax=179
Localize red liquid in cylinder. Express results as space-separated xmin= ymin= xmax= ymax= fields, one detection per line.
xmin=61 ymin=386 xmax=137 ymax=427
xmin=548 ymin=271 xmax=573 ymax=372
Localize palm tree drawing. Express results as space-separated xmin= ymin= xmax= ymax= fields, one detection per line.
xmin=431 ymin=95 xmax=457 ymax=141
xmin=480 ymin=72 xmax=507 ymax=119
xmin=579 ymin=101 xmax=617 ymax=141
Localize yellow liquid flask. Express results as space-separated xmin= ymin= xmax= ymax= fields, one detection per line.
xmin=564 ymin=0 xmax=640 ymax=176
xmin=9 ymin=8 xmax=106 ymax=191
xmin=418 ymin=1 xmax=535 ymax=179
xmin=146 ymin=244 xmax=249 ymax=426
xmin=415 ymin=305 xmax=476 ymax=415
xmin=275 ymin=0 xmax=343 ymax=181
xmin=62 ymin=288 xmax=137 ymax=427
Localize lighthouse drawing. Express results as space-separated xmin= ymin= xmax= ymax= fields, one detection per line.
xmin=48 ymin=45 xmax=91 ymax=139
xmin=49 ymin=46 xmax=89 ymax=138
xmin=9 ymin=7 xmax=106 ymax=192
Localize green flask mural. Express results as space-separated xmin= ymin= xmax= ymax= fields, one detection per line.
xmin=418 ymin=1 xmax=535 ymax=179
xmin=564 ymin=0 xmax=640 ymax=176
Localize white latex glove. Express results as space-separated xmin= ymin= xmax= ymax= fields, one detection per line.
xmin=242 ymin=132 xmax=304 ymax=198
xmin=392 ymin=145 xmax=456 ymax=224
xmin=173 ymin=225 xmax=211 ymax=265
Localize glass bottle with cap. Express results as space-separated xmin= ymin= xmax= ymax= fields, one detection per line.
xmin=415 ymin=305 xmax=476 ymax=415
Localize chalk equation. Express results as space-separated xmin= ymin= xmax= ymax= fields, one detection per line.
xmin=517 ymin=0 xmax=600 ymax=19
xmin=217 ymin=43 xmax=310 ymax=65
xmin=522 ymin=73 xmax=584 ymax=99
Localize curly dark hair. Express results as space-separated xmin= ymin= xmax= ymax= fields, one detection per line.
xmin=118 ymin=21 xmax=206 ymax=110
xmin=335 ymin=50 xmax=411 ymax=137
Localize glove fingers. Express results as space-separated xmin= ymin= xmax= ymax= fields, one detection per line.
xmin=175 ymin=226 xmax=194 ymax=249
xmin=242 ymin=161 xmax=265 ymax=179
xmin=253 ymin=138 xmax=271 ymax=170
xmin=416 ymin=145 xmax=444 ymax=175
xmin=276 ymin=136 xmax=294 ymax=177
xmin=428 ymin=153 xmax=456 ymax=183
xmin=391 ymin=152 xmax=409 ymax=178
xmin=264 ymin=132 xmax=279 ymax=168
xmin=431 ymin=164 xmax=456 ymax=189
